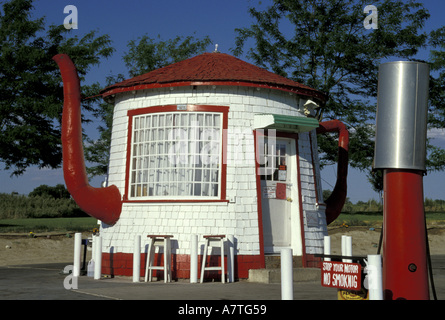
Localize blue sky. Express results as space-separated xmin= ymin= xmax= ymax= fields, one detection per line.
xmin=2 ymin=0 xmax=445 ymax=203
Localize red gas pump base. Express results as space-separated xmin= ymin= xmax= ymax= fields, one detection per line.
xmin=383 ymin=169 xmax=430 ymax=300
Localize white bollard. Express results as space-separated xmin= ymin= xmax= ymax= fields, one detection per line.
xmin=190 ymin=235 xmax=198 ymax=283
xmin=227 ymin=235 xmax=235 ymax=283
xmin=324 ymin=236 xmax=331 ymax=261
xmin=367 ymin=254 xmax=383 ymax=300
xmin=91 ymin=235 xmax=96 ymax=261
xmin=342 ymin=235 xmax=352 ymax=263
xmin=341 ymin=235 xmax=346 ymax=261
xmin=94 ymin=235 xmax=102 ymax=280
xmin=281 ymin=248 xmax=293 ymax=300
xmin=73 ymin=233 xmax=82 ymax=277
xmin=345 ymin=236 xmax=352 ymax=263
xmin=133 ymin=235 xmax=141 ymax=283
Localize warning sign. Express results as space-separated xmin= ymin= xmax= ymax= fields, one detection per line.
xmin=321 ymin=261 xmax=361 ymax=290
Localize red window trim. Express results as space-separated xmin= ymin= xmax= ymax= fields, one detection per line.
xmin=123 ymin=104 xmax=229 ymax=203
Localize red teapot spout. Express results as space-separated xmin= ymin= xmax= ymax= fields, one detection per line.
xmin=53 ymin=54 xmax=122 ymax=225
xmin=317 ymin=120 xmax=349 ymax=225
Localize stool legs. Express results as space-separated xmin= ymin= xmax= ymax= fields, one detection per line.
xmin=144 ymin=237 xmax=172 ymax=283
xmin=200 ymin=239 xmax=209 ymax=283
xmin=220 ymin=237 xmax=225 ymax=284
xmin=144 ymin=237 xmax=155 ymax=282
xmin=164 ymin=237 xmax=172 ymax=282
xmin=200 ymin=236 xmax=225 ymax=283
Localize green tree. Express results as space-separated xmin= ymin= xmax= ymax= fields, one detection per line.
xmin=84 ymin=74 xmax=125 ymax=178
xmin=84 ymin=34 xmax=212 ymax=177
xmin=124 ymin=34 xmax=212 ymax=77
xmin=28 ymin=184 xmax=70 ymax=199
xmin=232 ymin=0 xmax=445 ymax=178
xmin=0 ymin=0 xmax=114 ymax=175
xmin=367 ymin=170 xmax=383 ymax=196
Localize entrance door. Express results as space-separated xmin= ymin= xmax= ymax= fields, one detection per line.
xmin=259 ymin=137 xmax=293 ymax=253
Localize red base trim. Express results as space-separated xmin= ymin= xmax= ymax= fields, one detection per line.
xmin=305 ymin=254 xmax=323 ymax=268
xmin=101 ymin=252 xmax=265 ymax=280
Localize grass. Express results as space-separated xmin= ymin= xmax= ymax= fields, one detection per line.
xmin=0 ymin=217 xmax=99 ymax=233
xmin=1 ymin=212 xmax=445 ymax=234
xmin=331 ymin=213 xmax=382 ymax=227
xmin=330 ymin=212 xmax=445 ymax=227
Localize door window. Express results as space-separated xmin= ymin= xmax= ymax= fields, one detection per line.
xmin=259 ymin=138 xmax=288 ymax=182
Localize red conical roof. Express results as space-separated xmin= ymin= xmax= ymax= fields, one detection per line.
xmin=101 ymin=52 xmax=326 ymax=102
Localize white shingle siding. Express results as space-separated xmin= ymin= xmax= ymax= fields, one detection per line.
xmin=102 ymin=85 xmax=327 ymax=257
xmin=298 ymin=130 xmax=328 ymax=254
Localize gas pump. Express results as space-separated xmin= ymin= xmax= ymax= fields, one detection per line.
xmin=373 ymin=61 xmax=430 ymax=300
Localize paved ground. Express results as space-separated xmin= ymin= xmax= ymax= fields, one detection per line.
xmin=1 ymin=255 xmax=445 ymax=304
xmin=0 ymin=263 xmax=338 ymax=301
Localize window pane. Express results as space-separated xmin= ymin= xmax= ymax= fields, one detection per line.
xmin=129 ymin=111 xmax=222 ymax=199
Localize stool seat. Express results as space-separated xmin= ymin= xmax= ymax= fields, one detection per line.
xmin=145 ymin=235 xmax=173 ymax=283
xmin=147 ymin=235 xmax=174 ymax=238
xmin=200 ymin=235 xmax=226 ymax=283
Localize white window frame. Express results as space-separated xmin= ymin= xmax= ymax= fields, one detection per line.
xmin=126 ymin=105 xmax=227 ymax=201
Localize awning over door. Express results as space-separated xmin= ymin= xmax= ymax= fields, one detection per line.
xmin=253 ymin=114 xmax=319 ymax=133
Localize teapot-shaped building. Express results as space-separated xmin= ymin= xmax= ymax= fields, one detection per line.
xmin=54 ymin=52 xmax=348 ymax=279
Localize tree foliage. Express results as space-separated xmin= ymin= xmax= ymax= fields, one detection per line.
xmin=233 ymin=0 xmax=445 ymax=178
xmin=84 ymin=74 xmax=124 ymax=178
xmin=28 ymin=183 xmax=70 ymax=199
xmin=0 ymin=0 xmax=114 ymax=175
xmin=124 ymin=34 xmax=212 ymax=77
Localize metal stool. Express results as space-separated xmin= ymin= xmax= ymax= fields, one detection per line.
xmin=144 ymin=235 xmax=173 ymax=283
xmin=200 ymin=235 xmax=226 ymax=283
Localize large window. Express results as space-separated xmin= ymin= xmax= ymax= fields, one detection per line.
xmin=126 ymin=105 xmax=227 ymax=201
